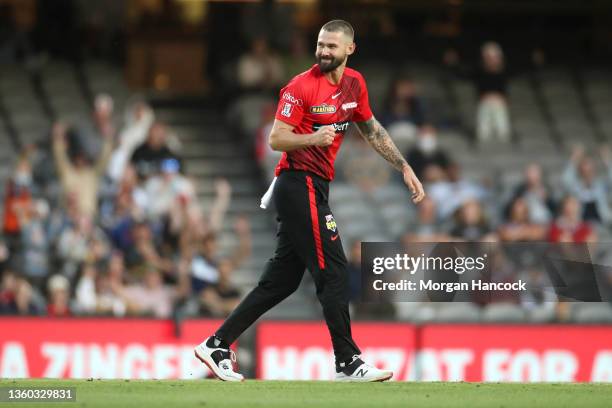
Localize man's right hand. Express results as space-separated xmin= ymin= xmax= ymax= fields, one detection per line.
xmin=310 ymin=125 xmax=336 ymax=147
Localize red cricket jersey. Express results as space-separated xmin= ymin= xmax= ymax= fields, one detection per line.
xmin=274 ymin=64 xmax=373 ymax=180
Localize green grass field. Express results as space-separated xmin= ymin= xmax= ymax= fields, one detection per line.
xmin=1 ymin=379 xmax=610 ymax=408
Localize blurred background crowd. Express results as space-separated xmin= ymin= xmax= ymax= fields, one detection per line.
xmin=0 ymin=0 xmax=611 ymax=324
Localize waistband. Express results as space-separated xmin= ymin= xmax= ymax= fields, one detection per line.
xmin=278 ymin=168 xmax=330 ymax=184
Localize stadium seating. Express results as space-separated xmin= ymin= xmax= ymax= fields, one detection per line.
xmin=2 ymin=54 xmax=612 ymax=324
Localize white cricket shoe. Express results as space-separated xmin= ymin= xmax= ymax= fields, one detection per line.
xmin=194 ymin=336 xmax=244 ymax=382
xmin=334 ymin=356 xmax=393 ymax=382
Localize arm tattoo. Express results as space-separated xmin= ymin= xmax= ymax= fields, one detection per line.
xmin=355 ymin=117 xmax=408 ymax=172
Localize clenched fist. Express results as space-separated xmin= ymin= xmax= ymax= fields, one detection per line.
xmin=310 ymin=125 xmax=336 ymax=147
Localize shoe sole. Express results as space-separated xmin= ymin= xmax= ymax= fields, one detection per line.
xmin=374 ymin=372 xmax=393 ymax=382
xmin=335 ymin=372 xmax=393 ymax=382
xmin=194 ymin=347 xmax=244 ymax=382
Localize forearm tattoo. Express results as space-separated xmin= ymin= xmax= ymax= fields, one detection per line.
xmin=355 ymin=118 xmax=408 ymax=172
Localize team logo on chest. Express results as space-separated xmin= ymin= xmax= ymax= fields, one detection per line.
xmin=325 ymin=214 xmax=337 ymax=232
xmin=310 ymin=104 xmax=337 ymax=114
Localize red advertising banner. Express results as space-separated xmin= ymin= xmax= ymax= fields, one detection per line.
xmin=3 ymin=318 xmax=611 ymax=382
xmin=420 ymin=325 xmax=612 ymax=382
xmin=0 ymin=318 xmax=220 ymax=379
xmin=256 ymin=322 xmax=612 ymax=382
xmin=256 ymin=322 xmax=417 ymax=380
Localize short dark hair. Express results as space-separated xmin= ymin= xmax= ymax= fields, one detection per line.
xmin=321 ymin=19 xmax=354 ymax=40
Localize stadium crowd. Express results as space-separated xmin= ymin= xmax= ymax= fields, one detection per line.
xmin=1 ymin=95 xmax=251 ymax=318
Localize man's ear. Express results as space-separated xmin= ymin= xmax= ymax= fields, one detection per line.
xmin=347 ymin=42 xmax=356 ymax=56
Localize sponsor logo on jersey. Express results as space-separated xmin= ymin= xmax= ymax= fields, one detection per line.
xmin=313 ymin=121 xmax=350 ymax=133
xmin=282 ymin=92 xmax=303 ymax=106
xmin=310 ymin=104 xmax=337 ymax=114
xmin=342 ymin=102 xmax=358 ymax=111
xmin=325 ymin=214 xmax=337 ymax=232
xmin=281 ymin=103 xmax=293 ymax=117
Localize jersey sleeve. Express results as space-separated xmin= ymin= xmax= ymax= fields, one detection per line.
xmin=274 ymin=81 xmax=306 ymax=127
xmin=352 ymin=73 xmax=373 ymax=122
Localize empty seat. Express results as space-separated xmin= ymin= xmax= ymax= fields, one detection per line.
xmin=435 ymin=302 xmax=482 ymax=322
xmin=482 ymin=303 xmax=527 ymax=322
xmin=572 ymin=303 xmax=612 ymax=323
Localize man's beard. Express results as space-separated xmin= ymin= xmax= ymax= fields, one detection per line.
xmin=316 ymin=54 xmax=345 ymax=73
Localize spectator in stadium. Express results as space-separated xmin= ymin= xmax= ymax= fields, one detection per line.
xmin=381 ymin=76 xmax=427 ymax=152
xmin=427 ymin=161 xmax=489 ymax=221
xmin=475 ymin=42 xmax=511 ymax=142
xmin=15 ymin=278 xmax=43 ymax=315
xmin=507 ymin=163 xmax=555 ymax=225
xmin=0 ymin=274 xmax=42 ymax=315
xmin=3 ymin=155 xmax=33 ymax=249
xmin=57 ymin=214 xmax=110 ymax=279
xmin=0 ymin=269 xmax=18 ymax=313
xmin=199 ymin=259 xmax=241 ymax=317
xmin=561 ymin=145 xmax=612 ymax=225
xmin=144 ymin=159 xmax=205 ymax=255
xmin=549 ymin=196 xmax=597 ymax=243
xmin=99 ymin=102 xmax=154 ymax=226
xmin=130 ymin=121 xmax=182 ymax=180
xmin=75 ymin=260 xmax=126 ymax=316
xmin=100 ymin=264 xmax=126 ymax=316
xmin=123 ymin=220 xmax=173 ymax=280
xmin=121 ymin=265 xmax=189 ymax=318
xmin=449 ymin=199 xmax=496 ymax=241
xmin=143 ymin=158 xmax=196 ymax=222
xmin=44 ymin=192 xmax=81 ymax=253
xmin=100 ymin=164 xmax=147 ymax=232
xmin=443 ymin=42 xmax=511 ymax=142
xmin=404 ymin=126 xmax=451 ymax=181
xmin=107 ymin=101 xmax=155 ymax=183
xmin=185 ymin=216 xmax=251 ymax=303
xmin=29 ymin=130 xmax=60 ymax=202
xmin=237 ymin=37 xmax=284 ymax=92
xmin=498 ymin=197 xmax=548 ymax=242
xmin=75 ymin=263 xmax=97 ymax=314
xmin=188 ymin=178 xmax=232 ymax=242
xmin=15 ymin=199 xmax=51 ymax=287
xmin=75 ymin=93 xmax=116 ymax=160
xmin=52 ymin=121 xmax=113 ymax=218
xmin=46 ymin=274 xmax=71 ymax=317
xmin=548 ymin=195 xmax=598 ymax=318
